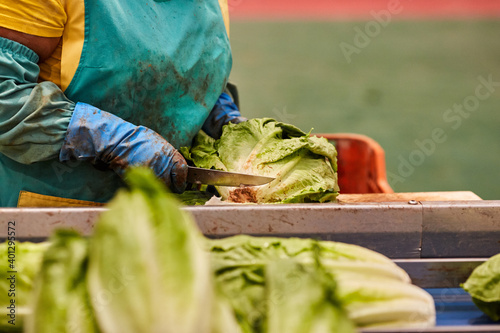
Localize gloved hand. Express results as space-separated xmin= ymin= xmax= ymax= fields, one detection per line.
xmin=202 ymin=92 xmax=247 ymax=139
xmin=59 ymin=103 xmax=188 ymax=193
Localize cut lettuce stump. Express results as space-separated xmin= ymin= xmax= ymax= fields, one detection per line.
xmin=181 ymin=118 xmax=339 ymax=204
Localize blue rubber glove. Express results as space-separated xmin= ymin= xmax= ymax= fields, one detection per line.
xmin=202 ymin=92 xmax=247 ymax=139
xmin=60 ymin=103 xmax=188 ymax=193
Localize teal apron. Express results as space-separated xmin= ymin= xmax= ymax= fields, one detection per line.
xmin=0 ymin=0 xmax=231 ymax=207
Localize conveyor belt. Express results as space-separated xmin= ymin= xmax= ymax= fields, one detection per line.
xmin=429 ymin=288 xmax=495 ymax=327
xmin=362 ymin=288 xmax=500 ymax=333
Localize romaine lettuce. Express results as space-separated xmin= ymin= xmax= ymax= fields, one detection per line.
xmin=182 ymin=118 xmax=339 ymax=203
xmin=87 ymin=168 xmax=214 ymax=333
xmin=208 ymin=235 xmax=435 ymax=330
xmin=24 ymin=230 xmax=97 ymax=333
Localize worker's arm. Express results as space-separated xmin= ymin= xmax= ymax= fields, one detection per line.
xmin=0 ymin=29 xmax=187 ymax=192
xmin=0 ymin=26 xmax=60 ymax=62
xmin=0 ymin=32 xmax=74 ymax=164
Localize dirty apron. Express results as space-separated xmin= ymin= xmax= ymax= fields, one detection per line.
xmin=1 ymin=0 xmax=231 ymax=207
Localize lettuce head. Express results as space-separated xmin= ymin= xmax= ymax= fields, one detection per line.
xmin=182 ymin=118 xmax=339 ymax=204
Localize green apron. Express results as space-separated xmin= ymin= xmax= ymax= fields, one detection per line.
xmin=0 ymin=0 xmax=231 ymax=207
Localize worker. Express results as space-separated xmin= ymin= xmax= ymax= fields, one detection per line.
xmin=0 ymin=0 xmax=245 ymax=207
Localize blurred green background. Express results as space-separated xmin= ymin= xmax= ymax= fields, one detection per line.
xmin=229 ymin=20 xmax=500 ymax=199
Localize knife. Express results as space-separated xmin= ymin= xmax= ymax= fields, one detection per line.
xmin=187 ymin=166 xmax=275 ymax=186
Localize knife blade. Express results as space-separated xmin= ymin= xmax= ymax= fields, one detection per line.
xmin=187 ymin=166 xmax=275 ymax=186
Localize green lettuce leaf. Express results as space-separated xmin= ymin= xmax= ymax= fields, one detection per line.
xmin=24 ymin=230 xmax=98 ymax=333
xmin=87 ymin=167 xmax=214 ymax=333
xmin=174 ymin=190 xmax=215 ymax=205
xmin=462 ymin=253 xmax=500 ymax=321
xmin=265 ymin=259 xmax=356 ymax=333
xmin=183 ymin=118 xmax=339 ymax=204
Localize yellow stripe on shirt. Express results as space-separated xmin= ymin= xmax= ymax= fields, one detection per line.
xmin=218 ymin=0 xmax=230 ymax=38
xmin=60 ymin=0 xmax=85 ymax=91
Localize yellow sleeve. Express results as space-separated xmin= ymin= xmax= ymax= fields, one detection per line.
xmin=218 ymin=0 xmax=230 ymax=37
xmin=0 ymin=0 xmax=66 ymax=37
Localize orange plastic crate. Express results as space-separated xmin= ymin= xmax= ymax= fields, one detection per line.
xmin=314 ymin=133 xmax=394 ymax=194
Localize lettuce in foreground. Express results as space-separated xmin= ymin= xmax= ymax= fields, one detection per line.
xmin=87 ymin=168 xmax=215 ymax=333
xmin=208 ymin=235 xmax=436 ymax=330
xmin=13 ymin=168 xmax=435 ymax=332
xmin=181 ymin=118 xmax=339 ymax=204
xmin=462 ymin=253 xmax=500 ymax=321
xmin=25 ymin=230 xmax=97 ymax=333
xmin=24 ymin=168 xmax=239 ymax=333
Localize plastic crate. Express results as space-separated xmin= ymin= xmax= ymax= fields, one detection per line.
xmin=314 ymin=133 xmax=394 ymax=194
